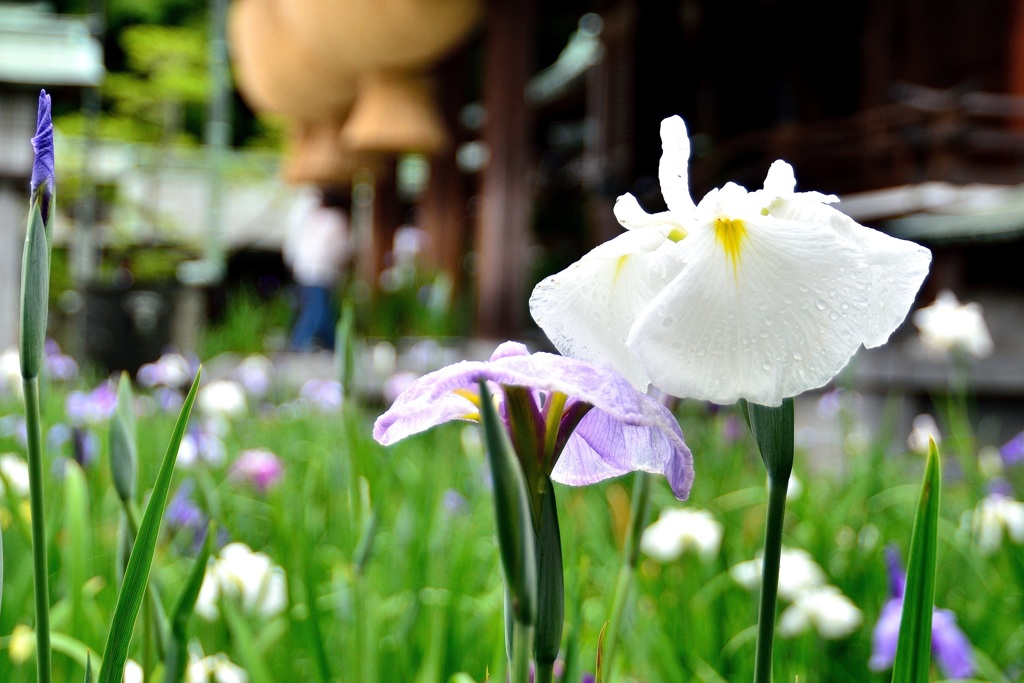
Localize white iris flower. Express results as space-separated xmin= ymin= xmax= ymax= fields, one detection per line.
xmin=530 ymin=116 xmax=932 ymax=406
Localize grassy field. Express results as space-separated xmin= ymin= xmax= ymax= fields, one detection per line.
xmin=0 ymin=363 xmax=1022 ymax=682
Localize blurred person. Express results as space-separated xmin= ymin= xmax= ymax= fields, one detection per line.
xmin=283 ymin=185 xmax=351 ymax=351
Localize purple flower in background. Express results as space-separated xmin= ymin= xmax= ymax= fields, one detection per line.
xmin=233 ymin=354 xmax=273 ymax=398
xmin=299 ymin=379 xmax=343 ymax=412
xmin=1000 ymin=431 xmax=1024 ymax=467
xmin=230 ymin=448 xmax=283 ymax=492
xmin=442 ymin=488 xmax=468 ymax=516
xmin=374 ymin=341 xmax=693 ymax=500
xmin=177 ymin=419 xmax=227 ymax=468
xmin=44 ymin=339 xmax=78 ymax=382
xmin=65 ymin=379 xmax=118 ymax=425
xmin=869 ymin=546 xmax=975 ymax=678
xmin=166 ymin=479 xmax=210 ymax=551
xmin=31 ymin=90 xmax=54 ymax=221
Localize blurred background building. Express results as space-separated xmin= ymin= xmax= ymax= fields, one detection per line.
xmin=4 ymin=0 xmax=1024 ymax=429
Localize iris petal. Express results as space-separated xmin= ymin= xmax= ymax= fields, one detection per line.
xmin=373 ymin=343 xmax=693 ymax=499
xmin=657 ymin=116 xmax=697 ymax=214
xmin=628 ymin=211 xmax=876 ymax=406
xmin=530 ymin=227 xmax=681 ymax=390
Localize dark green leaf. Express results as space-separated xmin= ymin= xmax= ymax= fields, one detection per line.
xmin=534 ymin=479 xmax=564 ymax=671
xmin=891 ymin=439 xmax=942 ymax=683
xmin=478 ymin=380 xmax=537 ymax=627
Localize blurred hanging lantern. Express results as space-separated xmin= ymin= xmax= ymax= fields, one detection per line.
xmin=228 ymin=0 xmax=357 ymax=123
xmin=275 ymin=0 xmax=482 ymax=72
xmin=282 ymin=120 xmax=381 ymax=185
xmin=341 ymin=70 xmax=450 ymax=155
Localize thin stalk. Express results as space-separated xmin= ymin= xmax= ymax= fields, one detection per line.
xmin=752 ymin=474 xmax=789 ymax=683
xmin=601 ymin=471 xmax=653 ymax=678
xmin=23 ymin=376 xmax=51 ymax=683
xmin=511 ymin=621 xmax=534 ymax=683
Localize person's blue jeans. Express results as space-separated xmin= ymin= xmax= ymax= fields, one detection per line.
xmin=291 ymin=285 xmax=336 ymax=351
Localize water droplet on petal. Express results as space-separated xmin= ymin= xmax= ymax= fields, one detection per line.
xmin=815 ymin=299 xmax=827 ymax=311
xmin=792 ymin=351 xmax=803 ymax=361
xmin=762 ymin=361 xmax=772 ymax=371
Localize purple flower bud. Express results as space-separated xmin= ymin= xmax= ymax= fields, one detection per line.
xmin=30 ymin=90 xmax=54 ymax=223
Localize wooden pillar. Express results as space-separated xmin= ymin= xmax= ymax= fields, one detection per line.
xmin=476 ymin=0 xmax=536 ymax=339
xmin=372 ymin=159 xmax=401 ymax=283
xmin=422 ymin=53 xmax=470 ymax=293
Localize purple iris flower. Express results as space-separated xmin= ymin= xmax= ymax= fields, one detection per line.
xmin=869 ymin=546 xmax=975 ymax=679
xmin=1000 ymin=431 xmax=1024 ymax=467
xmin=44 ymin=339 xmax=78 ymax=382
xmin=374 ymin=341 xmax=693 ymax=500
xmin=166 ymin=479 xmax=210 ymax=552
xmin=299 ymin=379 xmax=343 ymax=412
xmin=31 ymin=90 xmax=54 ymax=222
xmin=65 ymin=379 xmax=118 ymax=425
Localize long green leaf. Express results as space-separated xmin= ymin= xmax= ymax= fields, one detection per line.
xmin=96 ymin=368 xmax=202 ymax=683
xmin=109 ymin=373 xmax=138 ymax=503
xmin=892 ymin=439 xmax=942 ymax=683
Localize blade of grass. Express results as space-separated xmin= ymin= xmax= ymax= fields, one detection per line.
xmin=62 ymin=461 xmax=91 ymax=644
xmin=891 ymin=438 xmax=942 ymax=683
xmin=96 ymin=368 xmax=201 ymax=683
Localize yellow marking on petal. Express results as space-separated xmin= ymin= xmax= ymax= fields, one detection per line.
xmin=613 ymin=254 xmax=630 ymax=282
xmin=667 ymin=227 xmax=687 ymax=242
xmin=453 ymin=388 xmax=481 ymax=408
xmin=714 ymin=217 xmax=747 ymax=276
xmin=461 ymin=411 xmax=480 ymax=422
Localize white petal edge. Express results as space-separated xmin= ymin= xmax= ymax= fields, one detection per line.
xmin=657 ymin=116 xmax=697 ymax=214
xmin=530 ymin=226 xmax=681 ymax=390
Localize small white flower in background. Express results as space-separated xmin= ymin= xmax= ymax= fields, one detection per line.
xmin=0 ymin=348 xmax=22 ymax=397
xmin=640 ymin=508 xmax=723 ymax=562
xmin=765 ymin=473 xmax=803 ymax=501
xmin=913 ymin=289 xmax=994 ymax=358
xmin=138 ymin=352 xmax=194 ymax=389
xmin=186 ymin=641 xmax=248 ymax=683
xmin=124 ymin=659 xmax=144 ymax=683
xmin=907 ymin=414 xmax=941 ymax=454
xmin=967 ymin=493 xmax=1024 ymax=556
xmin=730 ymin=547 xmax=827 ymax=601
xmin=778 ymin=585 xmax=863 ymax=639
xmin=197 ymin=380 xmax=248 ymax=420
xmin=0 ymin=454 xmax=31 ymax=498
xmin=196 ymin=542 xmax=287 ymax=621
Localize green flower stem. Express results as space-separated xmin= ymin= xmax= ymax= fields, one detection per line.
xmin=23 ymin=376 xmax=52 ymax=683
xmin=511 ymin=620 xmax=534 ymax=683
xmin=601 ymin=471 xmax=653 ymax=678
xmin=753 ymin=473 xmax=788 ymax=683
